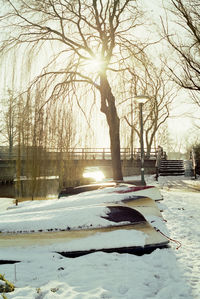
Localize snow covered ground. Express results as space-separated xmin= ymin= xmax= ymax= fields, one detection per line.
xmin=0 ymin=175 xmax=200 ymax=299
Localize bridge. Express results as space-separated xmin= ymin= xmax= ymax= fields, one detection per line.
xmin=0 ymin=147 xmax=158 ymax=161
xmin=0 ymin=147 xmax=158 ymax=183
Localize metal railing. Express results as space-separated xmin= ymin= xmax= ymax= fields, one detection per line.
xmin=0 ymin=147 xmax=163 ymax=161
xmin=0 ymin=147 xmax=131 ymax=161
xmin=133 ymin=148 xmax=158 ymax=159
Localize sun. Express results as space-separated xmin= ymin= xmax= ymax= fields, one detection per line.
xmin=83 ymin=167 xmax=105 ymax=181
xmin=83 ymin=56 xmax=105 ymax=73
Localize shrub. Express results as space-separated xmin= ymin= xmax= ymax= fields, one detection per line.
xmin=0 ymin=274 xmax=15 ymax=293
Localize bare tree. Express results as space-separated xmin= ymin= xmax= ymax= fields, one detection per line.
xmin=124 ymin=54 xmax=176 ymax=157
xmin=0 ymin=0 xmax=147 ymax=181
xmin=163 ymin=0 xmax=200 ymax=97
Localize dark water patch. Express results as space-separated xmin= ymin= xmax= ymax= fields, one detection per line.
xmin=57 ymin=243 xmax=170 ymax=258
xmin=0 ymin=260 xmax=20 ymax=264
xmin=0 ymin=181 xmax=15 ymax=198
xmin=0 ymin=178 xmax=59 ymax=199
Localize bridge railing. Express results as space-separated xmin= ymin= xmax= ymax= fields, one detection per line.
xmin=0 ymin=148 xmax=131 ymax=161
xmin=133 ymin=148 xmax=158 ymax=159
xmin=45 ymin=148 xmax=131 ymax=160
xmin=0 ymin=147 xmax=160 ymax=160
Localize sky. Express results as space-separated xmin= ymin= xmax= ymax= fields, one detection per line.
xmin=167 ymin=98 xmax=200 ymax=150
xmin=0 ymin=0 xmax=199 ymax=153
xmin=142 ymin=0 xmax=200 ymax=151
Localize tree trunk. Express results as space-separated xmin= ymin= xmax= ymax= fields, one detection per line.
xmin=146 ymin=144 xmax=151 ymax=159
xmin=100 ymin=75 xmax=123 ymax=181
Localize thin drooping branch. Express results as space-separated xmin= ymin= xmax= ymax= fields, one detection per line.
xmin=162 ymin=0 xmax=200 ymax=94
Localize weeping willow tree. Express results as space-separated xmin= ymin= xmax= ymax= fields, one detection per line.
xmin=0 ymin=0 xmax=150 ymax=181
xmin=0 ymin=91 xmax=18 ymax=157
xmin=2 ymin=85 xmax=79 ymax=200
xmin=28 ymin=90 xmax=80 ymax=198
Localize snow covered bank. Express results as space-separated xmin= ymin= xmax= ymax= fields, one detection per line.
xmin=0 ymin=175 xmax=199 ymax=298
xmin=0 ymin=198 xmax=14 ymax=211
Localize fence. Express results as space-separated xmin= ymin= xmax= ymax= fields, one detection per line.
xmin=133 ymin=148 xmax=158 ymax=159
xmin=0 ymin=148 xmax=131 ymax=160
xmin=0 ymin=147 xmax=160 ymax=161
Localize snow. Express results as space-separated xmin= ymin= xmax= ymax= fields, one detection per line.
xmin=0 ymin=184 xmax=162 ymax=233
xmin=0 ymin=198 xmax=14 ymax=211
xmin=55 ymin=229 xmax=146 ymax=251
xmin=0 ymin=205 xmax=115 ymax=233
xmin=0 ymin=175 xmax=199 ymax=298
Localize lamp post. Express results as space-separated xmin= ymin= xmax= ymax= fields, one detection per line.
xmin=130 ymin=99 xmax=134 ymax=160
xmin=134 ymin=95 xmax=150 ymax=185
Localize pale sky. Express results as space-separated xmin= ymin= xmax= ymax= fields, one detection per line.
xmin=142 ymin=0 xmax=200 ymax=152
xmin=0 ymin=0 xmax=199 ymax=154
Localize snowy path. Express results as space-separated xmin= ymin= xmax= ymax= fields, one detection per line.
xmin=160 ymin=188 xmax=200 ymax=299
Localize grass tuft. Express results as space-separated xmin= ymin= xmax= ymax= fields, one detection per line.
xmin=0 ymin=274 xmax=15 ymax=293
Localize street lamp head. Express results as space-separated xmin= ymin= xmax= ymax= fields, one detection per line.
xmin=134 ymin=95 xmax=150 ymax=104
